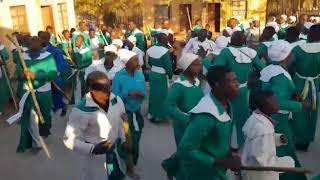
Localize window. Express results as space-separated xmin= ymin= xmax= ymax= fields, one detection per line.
xmin=231 ymin=0 xmax=247 ymax=19
xmin=57 ymin=3 xmax=69 ymax=30
xmin=10 ymin=6 xmax=29 ymax=33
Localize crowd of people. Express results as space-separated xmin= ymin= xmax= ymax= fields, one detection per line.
xmin=0 ymin=12 xmax=320 ymax=180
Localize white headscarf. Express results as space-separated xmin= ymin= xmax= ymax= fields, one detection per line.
xmin=266 ymin=22 xmax=280 ymax=32
xmin=268 ymin=40 xmax=292 ymax=62
xmin=178 ymin=53 xmax=199 ymax=71
xmin=304 ymin=22 xmax=314 ymax=30
xmin=289 ymin=16 xmax=297 ymax=23
xmin=104 ymin=45 xmax=118 ymax=54
xmin=315 ymin=17 xmax=320 ymax=24
xmin=118 ymin=49 xmax=137 ymax=65
xmin=252 ymin=16 xmax=259 ymax=22
xmin=212 ymin=36 xmax=228 ymax=55
xmin=112 ymin=39 xmax=123 ymax=48
xmin=127 ymin=35 xmax=137 ymax=46
xmin=280 ymin=14 xmax=288 ymax=21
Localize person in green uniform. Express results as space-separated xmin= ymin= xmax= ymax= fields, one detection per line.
xmin=147 ymin=33 xmax=173 ymax=123
xmin=46 ymin=25 xmax=57 ymax=46
xmin=286 ymin=26 xmax=306 ymax=49
xmin=149 ymin=21 xmax=163 ymax=45
xmin=289 ymin=24 xmax=320 ymax=151
xmin=72 ymin=21 xmax=90 ymax=48
xmin=259 ymin=40 xmax=310 ymax=180
xmin=177 ymin=65 xmax=241 ymax=180
xmin=88 ymin=28 xmax=105 ymax=58
xmin=213 ymin=31 xmax=265 ymax=149
xmin=7 ymin=36 xmax=58 ymax=153
xmin=127 ymin=21 xmax=146 ymax=51
xmin=192 ymin=19 xmax=203 ymax=34
xmin=102 ymin=26 xmax=112 ymax=45
xmin=255 ymin=26 xmax=277 ymax=64
xmin=72 ymin=35 xmax=93 ymax=104
xmin=161 ymin=53 xmax=204 ymax=179
xmin=278 ymin=15 xmax=289 ymax=40
xmin=0 ymin=43 xmax=10 ymax=116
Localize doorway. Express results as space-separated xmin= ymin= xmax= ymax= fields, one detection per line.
xmin=41 ymin=6 xmax=55 ymax=34
xmin=179 ymin=4 xmax=192 ymax=32
xmin=208 ymin=3 xmax=221 ymax=32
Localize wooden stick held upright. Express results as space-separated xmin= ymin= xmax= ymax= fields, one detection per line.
xmin=241 ymin=166 xmax=313 ymax=174
xmin=186 ymin=6 xmax=193 ymax=31
xmin=6 ymin=35 xmax=45 ymax=124
xmin=57 ymin=34 xmax=75 ymax=66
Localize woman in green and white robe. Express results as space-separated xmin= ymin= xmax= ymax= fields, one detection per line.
xmin=7 ymin=37 xmax=58 ymax=152
xmin=289 ymin=24 xmax=320 ymax=151
xmin=0 ymin=44 xmax=10 ymax=115
xmin=147 ymin=33 xmax=173 ymax=122
xmin=213 ymin=31 xmax=265 ymax=148
xmin=259 ymin=40 xmax=308 ymax=180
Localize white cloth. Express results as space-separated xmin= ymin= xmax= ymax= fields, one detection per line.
xmin=241 ymin=111 xmax=295 ymax=180
xmin=118 ymin=49 xmax=137 ymax=65
xmin=90 ymin=36 xmax=100 ymax=50
xmin=223 ymin=26 xmax=242 ymax=37
xmin=112 ymin=39 xmax=123 ymax=48
xmin=290 ymin=40 xmax=306 ymax=49
xmin=289 ymin=16 xmax=297 ymax=23
xmin=127 ymin=35 xmax=137 ymax=46
xmin=268 ymin=40 xmax=291 ymax=62
xmin=260 ymin=64 xmax=292 ymax=82
xmin=178 ymin=53 xmax=199 ymax=71
xmin=104 ymin=45 xmax=118 ymax=54
xmin=84 ymin=59 xmax=108 ymax=80
xmin=211 ymin=36 xmax=228 ymax=55
xmin=132 ymin=46 xmax=144 ymax=66
xmin=227 ymin=47 xmax=257 ymax=63
xmin=63 ymin=93 xmax=126 ymax=180
xmin=183 ymin=37 xmax=216 ymax=55
xmin=304 ymin=22 xmax=314 ymax=30
xmin=266 ymin=22 xmax=280 ymax=32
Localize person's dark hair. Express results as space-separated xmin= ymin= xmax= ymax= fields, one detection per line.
xmin=156 ymin=33 xmax=168 ymax=44
xmin=105 ymin=51 xmax=117 ymax=60
xmin=308 ymin=24 xmax=320 ymax=43
xmin=230 ymin=31 xmax=246 ymax=46
xmin=286 ymin=26 xmax=300 ymax=43
xmin=38 ymin=31 xmax=45 ymax=37
xmin=206 ymin=66 xmax=232 ymax=90
xmin=254 ymin=90 xmax=274 ymax=110
xmin=62 ymin=29 xmax=69 ymax=35
xmin=89 ymin=28 xmax=95 ymax=33
xmin=70 ymin=28 xmax=76 ymax=33
xmin=46 ymin=25 xmax=53 ymax=31
xmin=86 ymin=71 xmax=110 ymax=92
xmin=259 ymin=26 xmax=276 ymax=42
xmin=76 ymin=34 xmax=84 ymax=41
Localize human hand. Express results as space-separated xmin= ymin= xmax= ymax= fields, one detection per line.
xmin=24 ymin=70 xmax=35 ymax=79
xmin=214 ymin=155 xmax=241 ymax=171
xmin=92 ymin=140 xmax=112 ymax=155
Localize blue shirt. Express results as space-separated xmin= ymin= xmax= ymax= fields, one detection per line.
xmin=45 ymin=44 xmax=67 ymax=72
xmin=112 ymin=69 xmax=146 ymax=112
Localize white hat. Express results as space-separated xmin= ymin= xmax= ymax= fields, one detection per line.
xmin=289 ymin=16 xmax=297 ymax=22
xmin=314 ymin=17 xmax=320 ymax=23
xmin=212 ymin=36 xmax=228 ymax=55
xmin=118 ymin=49 xmax=137 ymax=65
xmin=112 ymin=39 xmax=123 ymax=48
xmin=104 ymin=45 xmax=118 ymax=54
xmin=178 ymin=53 xmax=199 ymax=71
xmin=266 ymin=22 xmax=280 ymax=32
xmin=127 ymin=35 xmax=137 ymax=46
xmin=268 ymin=40 xmax=292 ymax=62
xmin=160 ymin=29 xmax=169 ymax=36
xmin=310 ymin=16 xmax=315 ymax=21
xmin=304 ymin=22 xmax=314 ymax=30
xmin=252 ymin=16 xmax=260 ymax=22
xmin=280 ymin=14 xmax=287 ymax=21
xmin=233 ymin=16 xmax=241 ymax=21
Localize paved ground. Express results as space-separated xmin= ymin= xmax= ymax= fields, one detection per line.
xmin=1 ymin=90 xmax=320 ymax=180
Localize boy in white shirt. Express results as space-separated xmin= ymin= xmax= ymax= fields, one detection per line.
xmin=241 ymin=91 xmax=295 ymax=180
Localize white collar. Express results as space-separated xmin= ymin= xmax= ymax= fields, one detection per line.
xmin=174 ymin=76 xmax=200 ymax=87
xmin=260 ymin=64 xmax=292 ymax=82
xmin=243 ymin=111 xmax=274 ymax=139
xmin=291 ymin=40 xmax=306 ymax=49
xmin=85 ymin=92 xmax=116 ymax=108
xmin=23 ymin=51 xmax=51 ymax=61
xmin=147 ymin=46 xmax=168 ymax=59
xmin=299 ymin=42 xmax=320 ymax=53
xmin=262 ymin=41 xmax=274 ymax=48
xmin=189 ymin=94 xmax=231 ymax=122
xmin=227 ymin=47 xmax=256 ymax=63
xmin=0 ymin=45 xmax=4 ymax=50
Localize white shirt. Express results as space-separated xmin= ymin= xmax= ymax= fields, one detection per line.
xmin=183 ymin=37 xmax=216 ymax=55
xmin=84 ymin=59 xmax=108 ymax=80
xmin=132 ymin=46 xmax=144 ymax=66
xmin=241 ymin=111 xmax=295 ymax=180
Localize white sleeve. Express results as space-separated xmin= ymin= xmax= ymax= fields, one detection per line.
xmin=182 ymin=39 xmax=194 ymax=54
xmin=117 ymin=97 xmax=126 ymax=143
xmin=250 ymin=134 xmax=295 ymax=168
xmin=63 ymin=108 xmax=94 ymax=155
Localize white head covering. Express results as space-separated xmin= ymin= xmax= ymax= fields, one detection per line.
xmin=212 ymin=36 xmax=228 ymax=55
xmin=178 ymin=53 xmax=199 ymax=71
xmin=268 ymin=40 xmax=292 ymax=62
xmin=118 ymin=49 xmax=137 ymax=65
xmin=127 ymin=35 xmax=137 ymax=46
xmin=280 ymin=14 xmax=287 ymax=21
xmin=104 ymin=44 xmax=118 ymax=54
xmin=304 ymin=22 xmax=314 ymax=30
xmin=314 ymin=17 xmax=320 ymax=24
xmin=112 ymin=39 xmax=123 ymax=48
xmin=289 ymin=16 xmax=297 ymax=23
xmin=234 ymin=16 xmax=241 ymax=21
xmin=310 ymin=16 xmax=315 ymax=22
xmin=266 ymin=22 xmax=280 ymax=32
xmin=252 ymin=16 xmax=260 ymax=22
xmin=160 ymin=29 xmax=169 ymax=36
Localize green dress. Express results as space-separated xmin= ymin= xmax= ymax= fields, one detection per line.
xmin=289 ymin=42 xmax=320 ymax=146
xmin=147 ymin=44 xmax=173 ymax=121
xmin=0 ymin=45 xmax=10 ymax=113
xmin=213 ymin=46 xmax=265 ymax=147
xmin=260 ymin=64 xmax=307 ymax=180
xmin=15 ymin=51 xmax=58 ymax=152
xmin=150 ymin=28 xmax=162 ymax=45
xmin=277 ymin=24 xmax=288 ymax=40
xmin=177 ymin=93 xmax=233 ymax=180
xmin=255 ymin=40 xmax=274 ymax=64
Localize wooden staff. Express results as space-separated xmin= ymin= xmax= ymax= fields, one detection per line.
xmin=241 ymin=166 xmax=313 ymax=174
xmin=98 ymin=29 xmax=109 ymax=46
xmin=57 ymin=34 xmax=75 ymax=66
xmin=6 ymin=35 xmax=51 ymax=159
xmin=6 ymin=35 xmax=45 ymax=125
xmin=0 ymin=56 xmax=18 ymax=110
xmin=186 ymin=6 xmax=193 ymax=31
xmin=51 ymin=81 xmax=71 ymax=102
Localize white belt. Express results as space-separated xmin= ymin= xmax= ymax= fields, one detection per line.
xmin=239 ymin=82 xmax=247 ymax=88
xmin=296 ymin=72 xmax=319 ymax=110
xmin=7 ymin=82 xmax=51 ymax=125
xmin=151 ymin=66 xmax=166 ymax=74
xmin=132 ymin=113 xmax=140 ymax=131
xmin=278 ymin=110 xmax=290 ymax=114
